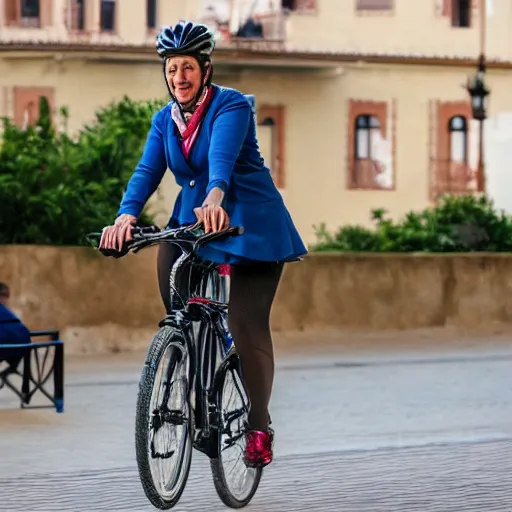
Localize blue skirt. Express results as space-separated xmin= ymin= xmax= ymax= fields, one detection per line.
xmin=169 ymin=195 xmax=308 ymax=265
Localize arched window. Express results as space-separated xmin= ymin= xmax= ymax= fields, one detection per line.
xmin=448 ymin=115 xmax=468 ymax=163
xmin=355 ymin=114 xmax=381 ymax=160
xmin=257 ymin=105 xmax=285 ymax=188
xmin=258 ymin=116 xmax=276 ymax=168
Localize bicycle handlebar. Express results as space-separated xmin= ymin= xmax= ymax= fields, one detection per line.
xmin=87 ymin=223 xmax=244 ymax=259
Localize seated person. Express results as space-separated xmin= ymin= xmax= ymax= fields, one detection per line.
xmin=0 ymin=282 xmax=31 ymax=374
xmin=236 ymin=16 xmax=264 ymax=38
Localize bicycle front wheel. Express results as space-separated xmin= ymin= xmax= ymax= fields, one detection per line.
xmin=210 ymin=352 xmax=262 ymax=508
xmin=135 ymin=327 xmax=193 ymax=510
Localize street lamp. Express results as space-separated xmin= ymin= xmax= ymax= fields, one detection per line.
xmin=466 ymin=54 xmax=490 ymax=194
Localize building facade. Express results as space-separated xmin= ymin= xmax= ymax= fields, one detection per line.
xmin=2 ymin=0 xmax=512 ymax=243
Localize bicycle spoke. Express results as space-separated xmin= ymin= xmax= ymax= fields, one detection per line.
xmin=135 ymin=328 xmax=193 ymax=510
xmin=210 ymin=362 xmax=262 ymax=507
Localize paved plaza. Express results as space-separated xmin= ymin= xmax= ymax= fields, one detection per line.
xmin=1 ymin=338 xmax=511 ymax=511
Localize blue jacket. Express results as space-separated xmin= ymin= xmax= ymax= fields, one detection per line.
xmin=118 ymin=85 xmax=307 ymax=264
xmin=0 ymin=304 xmax=31 ymax=346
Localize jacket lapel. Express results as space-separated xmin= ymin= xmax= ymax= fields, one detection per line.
xmin=167 ymin=119 xmax=200 ymax=177
xmin=166 ymin=86 xmax=219 ymax=177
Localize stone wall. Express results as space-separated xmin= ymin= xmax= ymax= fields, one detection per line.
xmin=2 ymin=246 xmax=512 ymax=353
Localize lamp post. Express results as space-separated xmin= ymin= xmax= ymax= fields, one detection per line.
xmin=466 ymin=56 xmax=490 ymax=194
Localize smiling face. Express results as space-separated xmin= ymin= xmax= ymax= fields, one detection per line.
xmin=165 ymin=56 xmax=203 ymax=107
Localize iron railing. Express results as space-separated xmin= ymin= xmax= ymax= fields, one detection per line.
xmin=0 ymin=330 xmax=64 ymax=413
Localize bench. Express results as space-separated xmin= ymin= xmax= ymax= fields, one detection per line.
xmin=0 ymin=329 xmax=64 ymax=413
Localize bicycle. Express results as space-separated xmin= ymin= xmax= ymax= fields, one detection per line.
xmin=89 ymin=223 xmax=263 ymax=510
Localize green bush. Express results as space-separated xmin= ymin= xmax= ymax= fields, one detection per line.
xmin=0 ymin=95 xmax=167 ymax=245
xmin=311 ymin=195 xmax=512 ymax=253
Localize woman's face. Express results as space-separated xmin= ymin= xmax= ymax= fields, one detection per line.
xmin=166 ymin=56 xmax=203 ymax=106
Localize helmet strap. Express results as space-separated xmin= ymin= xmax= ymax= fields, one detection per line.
xmin=187 ymin=62 xmax=211 ymax=110
xmin=162 ymin=59 xmax=186 ymax=120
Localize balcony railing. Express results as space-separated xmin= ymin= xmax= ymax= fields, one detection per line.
xmin=199 ymin=7 xmax=287 ymax=50
xmin=19 ymin=16 xmax=40 ymax=28
xmin=0 ymin=0 xmax=288 ymax=50
xmin=430 ymin=158 xmax=479 ymax=200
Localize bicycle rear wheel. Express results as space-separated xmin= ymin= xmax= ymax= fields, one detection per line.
xmin=135 ymin=327 xmax=193 ymax=510
xmin=210 ymin=352 xmax=262 ymax=508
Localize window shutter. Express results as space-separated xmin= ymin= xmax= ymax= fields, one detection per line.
xmin=5 ymin=0 xmax=20 ymax=26
xmin=40 ymin=0 xmax=53 ymax=27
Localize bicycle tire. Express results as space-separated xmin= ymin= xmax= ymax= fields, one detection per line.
xmin=210 ymin=352 xmax=262 ymax=508
xmin=135 ymin=326 xmax=193 ymax=510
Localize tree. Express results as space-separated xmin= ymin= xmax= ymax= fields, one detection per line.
xmin=0 ymin=95 xmax=167 ymax=245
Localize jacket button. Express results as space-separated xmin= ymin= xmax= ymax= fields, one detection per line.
xmin=189 ymin=180 xmax=195 ymax=187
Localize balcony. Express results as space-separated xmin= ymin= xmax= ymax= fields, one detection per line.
xmin=0 ymin=0 xmax=346 ymax=73
xmin=0 ymin=0 xmax=123 ymax=45
xmin=0 ymin=0 xmax=288 ymax=47
xmin=430 ymin=158 xmax=479 ymax=201
xmin=196 ymin=1 xmax=288 ymax=53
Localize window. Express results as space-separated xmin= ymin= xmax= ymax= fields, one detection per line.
xmin=13 ymin=87 xmax=54 ymax=129
xmin=68 ymin=0 xmax=85 ymax=31
xmin=21 ymin=0 xmax=39 ymax=20
xmin=448 ymin=115 xmax=468 ymax=163
xmin=76 ymin=0 xmax=85 ymax=31
xmin=356 ymin=0 xmax=393 ymax=10
xmin=258 ymin=117 xmax=276 ymax=175
xmin=100 ymin=0 xmax=116 ymax=32
xmin=348 ymin=100 xmax=393 ymax=190
xmin=147 ymin=0 xmax=156 ymax=29
xmin=433 ymin=101 xmax=473 ymax=197
xmin=355 ymin=115 xmax=381 ymax=159
xmin=451 ymin=0 xmax=471 ymax=27
xmin=5 ymin=0 xmax=41 ymax=27
xmin=257 ymin=106 xmax=285 ymax=189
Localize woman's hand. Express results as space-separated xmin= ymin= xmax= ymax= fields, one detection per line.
xmin=194 ymin=204 xmax=230 ymax=233
xmin=194 ymin=187 xmax=229 ymax=233
xmin=99 ymin=214 xmax=137 ymax=251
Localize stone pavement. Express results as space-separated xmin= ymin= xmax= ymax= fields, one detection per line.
xmin=1 ymin=341 xmax=512 ymax=511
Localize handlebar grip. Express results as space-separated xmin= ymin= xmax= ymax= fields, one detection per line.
xmin=98 ymin=246 xmax=129 ymax=259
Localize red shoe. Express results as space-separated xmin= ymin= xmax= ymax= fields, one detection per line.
xmin=244 ymin=428 xmax=274 ymax=468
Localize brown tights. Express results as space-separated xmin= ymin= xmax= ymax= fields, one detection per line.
xmin=157 ymin=245 xmax=283 ymax=431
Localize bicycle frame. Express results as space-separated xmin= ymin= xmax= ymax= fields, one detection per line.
xmin=89 ymin=224 xmax=246 ymax=459
xmin=158 ymin=250 xmax=239 ymax=459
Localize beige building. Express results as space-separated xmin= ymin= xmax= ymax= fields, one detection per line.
xmin=2 ymin=0 xmax=512 ymax=244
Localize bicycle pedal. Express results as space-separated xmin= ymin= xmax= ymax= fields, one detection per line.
xmin=193 ymin=432 xmax=219 ymax=459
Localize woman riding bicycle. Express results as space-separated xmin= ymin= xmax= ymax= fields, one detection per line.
xmin=100 ymin=20 xmax=307 ymax=468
